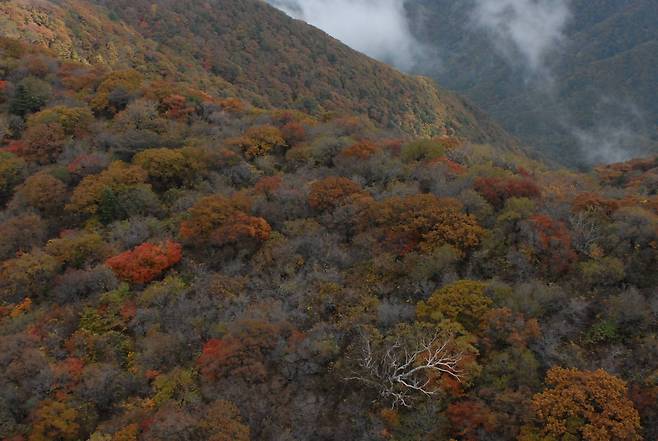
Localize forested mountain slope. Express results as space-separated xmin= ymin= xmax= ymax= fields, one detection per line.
xmin=0 ymin=0 xmax=518 ymax=148
xmin=0 ymin=0 xmax=657 ymax=440
xmin=0 ymin=35 xmax=657 ymax=440
xmin=407 ymin=0 xmax=658 ymax=165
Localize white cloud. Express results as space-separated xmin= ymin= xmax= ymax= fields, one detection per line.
xmin=471 ymin=0 xmax=571 ymax=73
xmin=267 ymin=0 xmax=429 ymax=71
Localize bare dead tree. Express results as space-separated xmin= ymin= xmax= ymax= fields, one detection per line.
xmin=345 ymin=331 xmax=463 ymax=408
xmin=569 ymin=211 xmax=602 ymax=255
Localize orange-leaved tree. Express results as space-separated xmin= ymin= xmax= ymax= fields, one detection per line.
xmin=90 ymin=69 xmax=143 ymax=116
xmin=447 ymin=400 xmax=497 ymax=441
xmin=359 ymin=194 xmax=485 ymax=256
xmin=27 ymin=106 xmax=94 ymax=137
xmin=308 ymin=176 xmax=365 ymax=211
xmin=529 ymin=367 xmax=641 ymax=441
xmin=180 ymin=194 xmax=271 ymax=248
xmin=28 ymin=399 xmax=80 ymax=441
xmin=229 ymin=125 xmax=286 ymax=159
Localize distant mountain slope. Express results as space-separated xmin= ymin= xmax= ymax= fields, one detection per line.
xmin=406 ymin=0 xmax=658 ymax=165
xmin=0 ymin=0 xmax=519 ymax=149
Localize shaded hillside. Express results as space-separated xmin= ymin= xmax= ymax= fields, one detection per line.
xmin=0 ymin=0 xmax=519 ymax=148
xmin=0 ymin=37 xmax=656 ymax=440
xmin=406 ymin=0 xmax=658 ymax=165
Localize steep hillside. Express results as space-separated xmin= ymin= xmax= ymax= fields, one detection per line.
xmin=0 ymin=37 xmax=656 ymax=440
xmin=0 ymin=0 xmax=518 ymax=148
xmin=406 ymin=0 xmax=658 ymax=165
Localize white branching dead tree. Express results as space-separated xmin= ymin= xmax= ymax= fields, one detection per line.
xmin=346 ymin=332 xmax=463 ymax=408
xmin=569 ymin=211 xmax=602 ymax=255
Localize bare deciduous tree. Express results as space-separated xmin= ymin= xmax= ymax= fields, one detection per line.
xmin=345 ymin=331 xmax=462 ymax=408
xmin=569 ymin=211 xmax=602 ymax=255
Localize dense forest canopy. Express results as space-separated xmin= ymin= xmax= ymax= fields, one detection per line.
xmin=0 ymin=0 xmax=657 ymax=440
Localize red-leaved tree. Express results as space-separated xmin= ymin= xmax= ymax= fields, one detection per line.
xmin=105 ymin=241 xmax=182 ymax=284
xmin=474 ymin=176 xmax=541 ymax=209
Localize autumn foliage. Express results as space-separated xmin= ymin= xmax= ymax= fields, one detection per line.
xmin=197 ymin=320 xmax=279 ymax=382
xmin=89 ymin=69 xmax=142 ymax=115
xmin=416 ymin=280 xmax=491 ymax=331
xmin=474 ymin=176 xmax=541 ymax=209
xmin=230 ymin=125 xmax=286 ymax=159
xmin=530 ymin=367 xmax=642 ymax=441
xmin=0 ymin=152 xmax=26 ymax=204
xmin=105 ymin=241 xmax=182 ymax=284
xmin=28 ymin=400 xmax=80 ymax=441
xmin=180 ymin=195 xmax=271 ymax=248
xmin=201 ymin=400 xmax=251 ymax=441
xmin=19 ymin=122 xmax=67 ymax=164
xmin=338 ymin=140 xmax=380 ymax=160
xmin=572 ymin=192 xmax=621 ymax=216
xmin=16 ymin=172 xmax=67 ymax=214
xmin=529 ymin=214 xmax=577 ymax=276
xmin=360 ymin=194 xmax=485 ymax=255
xmin=308 ymin=176 xmax=364 ymax=211
xmin=67 ymin=161 xmax=148 ymax=215
xmin=447 ymin=400 xmax=497 ymax=441
xmin=133 ymin=147 xmax=207 ymax=190
xmin=27 ymin=106 xmax=93 ymax=136
xmin=0 ymin=28 xmax=656 ymax=441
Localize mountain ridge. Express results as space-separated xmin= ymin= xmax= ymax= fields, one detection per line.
xmin=0 ymin=0 xmax=520 ymax=150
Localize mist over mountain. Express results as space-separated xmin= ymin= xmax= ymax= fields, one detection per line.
xmin=0 ymin=1 xmax=657 ymax=440
xmin=469 ymin=0 xmax=571 ymax=74
xmin=269 ymin=0 xmax=658 ymax=166
xmin=267 ymin=0 xmax=433 ymax=71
